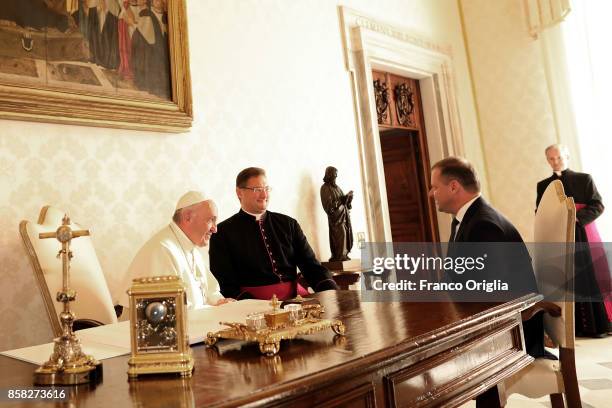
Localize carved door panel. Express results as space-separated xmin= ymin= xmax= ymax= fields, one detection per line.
xmin=373 ymin=71 xmax=420 ymax=130
xmin=372 ymin=71 xmax=391 ymax=127
xmin=389 ymin=74 xmax=419 ymax=130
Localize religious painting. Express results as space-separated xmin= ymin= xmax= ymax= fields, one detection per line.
xmin=0 ymin=0 xmax=192 ymax=132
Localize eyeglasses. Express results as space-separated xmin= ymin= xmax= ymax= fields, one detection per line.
xmin=240 ymin=186 xmax=272 ymax=193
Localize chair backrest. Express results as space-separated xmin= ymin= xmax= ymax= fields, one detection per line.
xmin=19 ymin=206 xmax=117 ymax=337
xmin=534 ymin=180 xmax=576 ymax=348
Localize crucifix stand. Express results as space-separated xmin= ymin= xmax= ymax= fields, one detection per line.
xmin=33 ymin=214 xmax=102 ymax=385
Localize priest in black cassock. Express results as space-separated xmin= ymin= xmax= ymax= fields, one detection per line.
xmin=209 ymin=167 xmax=338 ymax=300
xmin=536 ymin=144 xmax=612 ymax=337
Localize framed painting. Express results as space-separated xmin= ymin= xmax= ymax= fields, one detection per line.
xmin=0 ymin=0 xmax=192 ymax=132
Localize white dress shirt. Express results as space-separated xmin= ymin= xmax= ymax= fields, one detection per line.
xmin=453 ymin=194 xmax=481 ymax=231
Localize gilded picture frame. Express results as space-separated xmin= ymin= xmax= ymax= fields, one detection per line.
xmin=0 ymin=0 xmax=192 ymax=132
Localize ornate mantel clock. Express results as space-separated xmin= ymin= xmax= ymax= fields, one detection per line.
xmin=127 ymin=276 xmax=193 ymax=378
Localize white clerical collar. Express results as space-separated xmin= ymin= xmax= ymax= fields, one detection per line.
xmin=455 ymin=194 xmax=481 ymax=223
xmin=243 ymin=209 xmax=266 ymax=221
xmin=169 ymin=222 xmax=196 ymax=251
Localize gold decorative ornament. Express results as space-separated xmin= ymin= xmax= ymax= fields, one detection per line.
xmin=34 ymin=215 xmax=102 ymax=386
xmin=127 ymin=276 xmax=193 ymax=379
xmin=205 ymin=295 xmax=346 ymax=356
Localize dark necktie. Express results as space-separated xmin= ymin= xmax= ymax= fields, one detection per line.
xmin=449 ymin=217 xmax=460 ymax=242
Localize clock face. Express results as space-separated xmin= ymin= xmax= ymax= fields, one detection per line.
xmin=135 ymin=297 xmax=178 ymax=352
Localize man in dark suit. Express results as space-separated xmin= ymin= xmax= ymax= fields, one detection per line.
xmin=429 ymin=156 xmax=550 ymax=359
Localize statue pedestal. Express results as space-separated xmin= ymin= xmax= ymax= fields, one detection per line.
xmin=322 ymin=259 xmax=361 ymax=271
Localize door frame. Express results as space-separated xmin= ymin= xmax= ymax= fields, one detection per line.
xmin=339 ymin=6 xmax=465 ymax=243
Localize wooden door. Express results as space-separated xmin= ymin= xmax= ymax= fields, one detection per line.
xmin=374 ymin=71 xmax=439 ymax=242
xmin=380 ymin=129 xmax=431 ymax=241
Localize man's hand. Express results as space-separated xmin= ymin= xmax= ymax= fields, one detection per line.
xmin=215 ymin=298 xmax=236 ymax=306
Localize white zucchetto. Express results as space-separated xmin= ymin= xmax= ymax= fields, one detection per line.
xmin=175 ymin=191 xmax=209 ymax=211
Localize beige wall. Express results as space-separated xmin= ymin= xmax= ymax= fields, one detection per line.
xmin=0 ymin=0 xmax=483 ymax=351
xmin=459 ymin=0 xmax=565 ymax=240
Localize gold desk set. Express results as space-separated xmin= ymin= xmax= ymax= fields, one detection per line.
xmin=34 ymin=215 xmax=102 ymax=385
xmin=205 ymin=295 xmax=346 ymax=356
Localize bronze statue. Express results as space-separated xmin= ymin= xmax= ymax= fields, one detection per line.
xmin=320 ymin=167 xmax=353 ymax=262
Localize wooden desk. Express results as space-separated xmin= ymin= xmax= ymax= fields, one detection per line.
xmin=0 ymin=291 xmax=539 ymax=407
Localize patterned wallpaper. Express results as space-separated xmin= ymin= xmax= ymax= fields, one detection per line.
xmin=459 ymin=0 xmax=561 ymax=241
xmin=0 ymin=0 xmax=483 ymax=351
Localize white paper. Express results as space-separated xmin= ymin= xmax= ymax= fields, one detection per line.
xmin=1 ymin=299 xmax=271 ymax=365
xmin=0 ymin=339 xmax=130 ymax=366
xmin=76 ymin=321 xmax=131 ymax=349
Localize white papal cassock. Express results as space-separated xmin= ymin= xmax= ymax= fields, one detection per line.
xmin=119 ymin=222 xmax=223 ymax=309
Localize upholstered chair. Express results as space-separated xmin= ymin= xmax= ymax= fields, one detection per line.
xmin=20 ymin=206 xmax=118 ymax=338
xmin=504 ymin=180 xmax=581 ymax=408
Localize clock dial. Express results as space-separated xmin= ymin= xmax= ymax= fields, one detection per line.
xmin=136 ymin=298 xmax=178 ymax=352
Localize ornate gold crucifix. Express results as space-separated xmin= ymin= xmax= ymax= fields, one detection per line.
xmin=34 ymin=214 xmax=101 ymax=385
